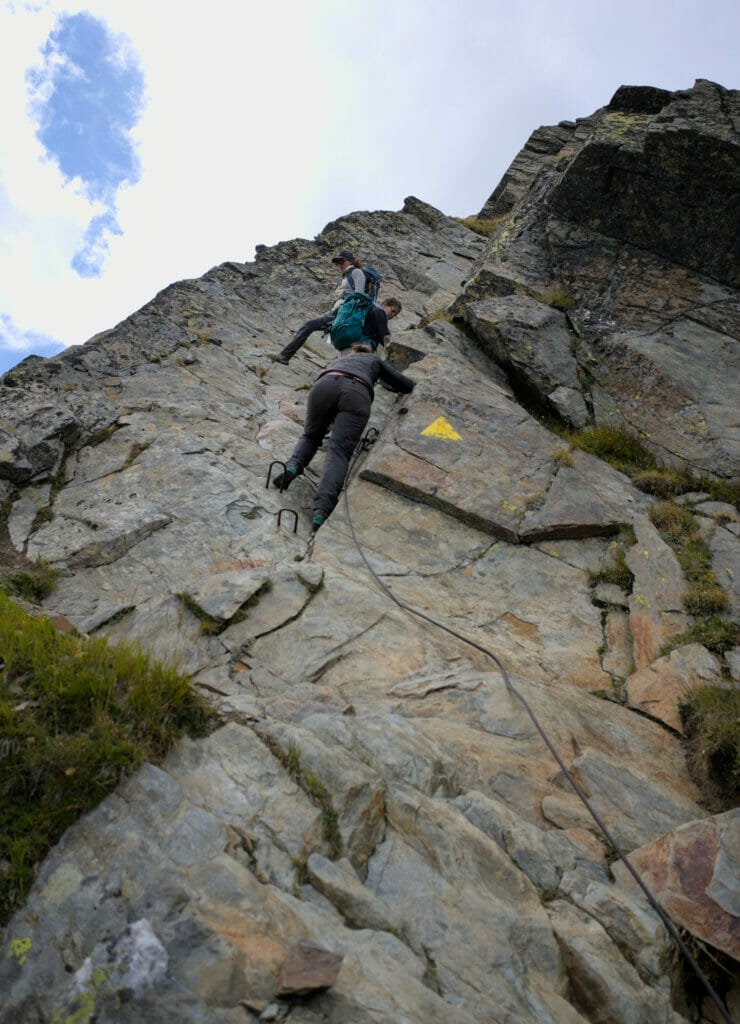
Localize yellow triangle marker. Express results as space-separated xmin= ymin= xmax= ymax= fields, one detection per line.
xmin=421 ymin=416 xmax=462 ymax=440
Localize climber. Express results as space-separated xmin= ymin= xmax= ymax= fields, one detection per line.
xmin=355 ymin=297 xmax=402 ymax=352
xmin=272 ymin=344 xmax=415 ymax=531
xmin=270 ymin=250 xmax=366 ymax=364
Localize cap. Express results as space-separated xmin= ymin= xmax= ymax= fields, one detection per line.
xmin=331 ymin=250 xmax=355 ymax=264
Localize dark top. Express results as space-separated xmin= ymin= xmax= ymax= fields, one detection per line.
xmin=362 ymin=305 xmax=391 ymax=349
xmin=317 ymin=351 xmax=414 ymax=400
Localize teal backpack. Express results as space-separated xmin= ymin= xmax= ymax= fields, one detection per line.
xmin=329 ymin=291 xmax=373 ymax=351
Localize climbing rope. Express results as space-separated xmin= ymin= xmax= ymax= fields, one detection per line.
xmin=340 ymin=432 xmax=734 ymax=1024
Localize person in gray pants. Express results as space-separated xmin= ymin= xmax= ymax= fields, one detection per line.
xmin=272 ymin=345 xmax=415 ymax=530
xmin=271 ymin=250 xmax=366 ymax=364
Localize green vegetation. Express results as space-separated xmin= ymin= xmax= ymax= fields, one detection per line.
xmin=0 ymin=591 xmax=214 ymax=923
xmin=29 ymin=506 xmax=54 ymax=534
xmin=1 ymin=559 xmax=61 ymax=604
xmin=649 ymin=502 xmax=730 ymax=618
xmin=549 ymin=425 xmax=739 ymax=513
xmin=588 ymin=531 xmax=636 ymax=591
xmin=123 ymin=441 xmax=151 ymax=469
xmin=568 ymin=426 xmax=656 ymax=476
xmin=679 ymin=685 xmax=740 ymax=809
xmin=177 ymin=581 xmax=272 ymax=636
xmin=662 ymin=617 xmax=740 ymax=659
xmin=453 ymin=214 xmax=506 ymax=237
xmin=551 ymin=447 xmax=574 ymax=468
xmin=537 ymin=285 xmax=576 ymax=312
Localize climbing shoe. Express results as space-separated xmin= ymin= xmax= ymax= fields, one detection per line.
xmin=270 ymin=353 xmax=290 ymax=365
xmin=272 ymin=466 xmax=298 ymax=491
xmin=311 ymin=512 xmax=326 ymax=532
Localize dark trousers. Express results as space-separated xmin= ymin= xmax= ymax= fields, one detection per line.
xmin=288 ymin=375 xmax=371 ymax=516
xmin=280 ymin=312 xmax=334 ymax=361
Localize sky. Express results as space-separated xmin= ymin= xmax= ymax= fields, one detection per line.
xmin=0 ymin=0 xmax=738 ymax=376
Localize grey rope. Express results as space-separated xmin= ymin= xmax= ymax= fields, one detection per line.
xmin=341 ymin=435 xmax=734 ymax=1024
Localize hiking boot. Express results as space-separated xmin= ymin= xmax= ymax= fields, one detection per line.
xmin=270 ymin=353 xmax=290 ymax=365
xmin=272 ymin=466 xmax=298 ymax=490
xmin=311 ymin=512 xmax=326 ymax=532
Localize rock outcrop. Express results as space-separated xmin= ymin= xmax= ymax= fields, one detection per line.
xmin=1 ymin=80 xmax=738 ymax=1024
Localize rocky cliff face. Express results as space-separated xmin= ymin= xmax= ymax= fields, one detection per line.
xmin=1 ymin=80 xmax=738 ymax=1024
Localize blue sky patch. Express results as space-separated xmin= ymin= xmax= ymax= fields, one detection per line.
xmin=27 ymin=11 xmax=145 ymax=276
xmin=0 ymin=314 xmax=66 ymax=377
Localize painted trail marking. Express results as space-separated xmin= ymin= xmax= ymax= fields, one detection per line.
xmin=421 ymin=416 xmax=462 ymax=440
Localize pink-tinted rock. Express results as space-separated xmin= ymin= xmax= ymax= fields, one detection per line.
xmin=277 ymin=940 xmax=344 ymax=997
xmin=614 ymin=810 xmax=740 ymax=962
xmin=627 ymin=644 xmax=723 ymax=732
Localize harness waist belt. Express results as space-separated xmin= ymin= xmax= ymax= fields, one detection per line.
xmin=322 ymin=370 xmax=373 ymax=395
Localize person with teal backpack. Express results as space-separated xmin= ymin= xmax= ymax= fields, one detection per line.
xmin=331 ymin=296 xmax=401 ymax=352
xmin=271 ymin=250 xmax=369 ymax=364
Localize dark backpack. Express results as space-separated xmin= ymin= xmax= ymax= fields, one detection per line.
xmin=330 ymin=291 xmax=373 ymax=350
xmin=363 ymin=266 xmax=381 ymax=302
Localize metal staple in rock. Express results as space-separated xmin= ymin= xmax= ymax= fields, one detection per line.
xmin=340 ymin=431 xmax=734 ymax=1024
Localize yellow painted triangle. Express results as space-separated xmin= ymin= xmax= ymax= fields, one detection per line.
xmin=421 ymin=416 xmax=462 ymax=440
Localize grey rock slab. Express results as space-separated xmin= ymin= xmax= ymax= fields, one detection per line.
xmin=519 ymin=451 xmax=648 ymax=542
xmin=248 ymin=570 xmax=388 ymax=688
xmin=694 ymin=501 xmax=740 ymax=522
xmin=306 ymin=855 xmax=398 ymax=932
xmin=572 ymin=746 xmax=705 ymax=851
xmin=547 ymin=900 xmax=684 ymax=1024
xmin=626 ymin=513 xmax=691 ymax=668
xmin=602 ymin=608 xmax=634 ymax=679
xmin=727 ymin=646 xmax=740 ymax=682
xmin=559 ymin=870 xmax=674 ymax=987
xmin=707 ymin=522 xmax=740 ymax=618
xmin=593 ymin=583 xmax=630 ymax=608
xmin=534 ymin=536 xmax=613 ymax=574
xmin=455 ymin=789 xmax=607 ymax=891
xmin=627 ymin=643 xmax=724 ymax=732
xmin=360 ymin=351 xmax=559 ymax=541
xmin=219 ymin=571 xmax=313 ymax=654
xmin=27 ymin=507 xmax=172 ymax=569
xmin=464 ymin=294 xmax=581 ymax=391
xmin=183 ymin=567 xmax=271 ymax=623
xmin=366 ymin=787 xmax=579 ymax=1024
xmin=548 ymin=385 xmax=591 ymax=428
xmin=7 ymin=483 xmax=51 ymax=550
xmin=253 ymin=719 xmax=386 ymax=870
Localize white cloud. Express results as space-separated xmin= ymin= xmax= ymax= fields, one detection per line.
xmin=0 ymin=0 xmax=738 ymax=373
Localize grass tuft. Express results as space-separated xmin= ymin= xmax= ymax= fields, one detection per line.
xmin=1 ymin=559 xmax=61 ymax=603
xmin=0 ymin=591 xmax=214 ymax=924
xmin=453 ymin=214 xmax=506 ymax=237
xmin=661 ymin=618 xmax=740 ymax=659
xmin=679 ymin=685 xmax=740 ymax=810
xmin=568 ymin=426 xmax=656 ymax=475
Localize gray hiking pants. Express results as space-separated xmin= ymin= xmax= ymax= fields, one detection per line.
xmin=279 ymin=312 xmax=334 ymax=361
xmin=289 ymin=374 xmax=371 ymax=516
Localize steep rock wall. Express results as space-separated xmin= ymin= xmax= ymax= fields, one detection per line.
xmin=1 ymin=81 xmax=738 ymax=1024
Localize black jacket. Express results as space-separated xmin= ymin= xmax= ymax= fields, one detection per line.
xmin=317 ymin=351 xmax=414 ymax=400
xmin=362 ymin=305 xmax=391 ymax=349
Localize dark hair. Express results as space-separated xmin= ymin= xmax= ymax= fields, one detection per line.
xmin=383 ymin=297 xmax=402 ymax=312
xmin=350 ymin=258 xmax=363 ymax=270
xmin=350 ymin=343 xmax=373 ymax=353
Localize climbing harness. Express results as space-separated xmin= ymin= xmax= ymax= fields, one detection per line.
xmin=338 ymin=431 xmax=735 ymax=1024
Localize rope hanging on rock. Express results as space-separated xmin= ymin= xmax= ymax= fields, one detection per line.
xmin=340 ymin=430 xmax=734 ymax=1024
